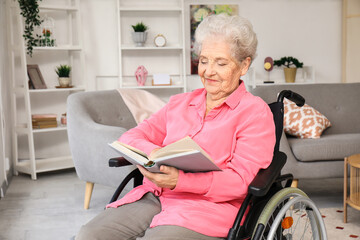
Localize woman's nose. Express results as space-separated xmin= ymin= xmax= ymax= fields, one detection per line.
xmin=205 ymin=63 xmax=216 ymax=76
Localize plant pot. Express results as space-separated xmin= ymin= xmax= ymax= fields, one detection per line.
xmin=132 ymin=32 xmax=147 ymax=47
xmin=284 ymin=68 xmax=297 ymax=83
xmin=58 ymin=77 xmax=71 ymax=87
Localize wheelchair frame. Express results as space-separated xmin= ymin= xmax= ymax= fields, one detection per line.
xmin=108 ymin=90 xmax=327 ymax=240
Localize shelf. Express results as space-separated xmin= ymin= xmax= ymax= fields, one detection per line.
xmin=119 ymin=7 xmax=182 ymax=12
xmin=117 ymin=0 xmax=187 ymax=95
xmin=33 ymin=46 xmax=82 ymax=51
xmin=121 ymin=85 xmax=185 ymax=89
xmin=16 ymin=156 xmax=74 ymax=174
xmin=32 ymin=126 xmax=67 ymax=133
xmin=121 ymin=45 xmax=183 ymax=50
xmin=29 ymin=87 xmax=85 ymax=93
xmin=39 ymin=5 xmax=78 ymax=11
xmin=8 ymin=0 xmax=84 ymax=180
xmin=253 ymin=82 xmax=316 ymax=86
xmin=122 ymin=75 xmax=184 ymax=88
xmin=15 ymin=124 xmax=68 ymax=134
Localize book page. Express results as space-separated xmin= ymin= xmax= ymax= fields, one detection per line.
xmin=150 ymin=136 xmax=213 ymax=161
xmin=110 ymin=141 xmax=149 ymax=165
xmin=118 ymin=142 xmax=148 ymax=159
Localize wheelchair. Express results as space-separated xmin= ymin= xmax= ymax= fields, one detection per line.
xmin=108 ymin=90 xmax=327 ymax=240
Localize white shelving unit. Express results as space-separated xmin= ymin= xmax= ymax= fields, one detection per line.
xmin=248 ymin=66 xmax=315 ymax=90
xmin=117 ymin=0 xmax=187 ymax=94
xmin=6 ymin=0 xmax=84 ymax=180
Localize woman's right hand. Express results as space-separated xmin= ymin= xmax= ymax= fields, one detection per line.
xmin=137 ymin=165 xmax=179 ymax=190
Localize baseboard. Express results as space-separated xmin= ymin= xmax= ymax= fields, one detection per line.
xmin=0 ymin=168 xmax=13 ymax=199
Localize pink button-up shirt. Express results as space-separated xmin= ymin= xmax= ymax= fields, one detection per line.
xmin=107 ymin=82 xmax=276 ymax=237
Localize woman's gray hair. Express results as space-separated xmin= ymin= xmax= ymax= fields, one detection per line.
xmin=194 ymin=14 xmax=258 ymax=63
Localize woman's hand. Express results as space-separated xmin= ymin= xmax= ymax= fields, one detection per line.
xmin=137 ymin=165 xmax=179 ymax=190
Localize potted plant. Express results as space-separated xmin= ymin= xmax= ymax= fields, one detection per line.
xmin=131 ymin=22 xmax=148 ymax=47
xmin=18 ymin=0 xmax=43 ymax=57
xmin=55 ymin=64 xmax=72 ymax=87
xmin=274 ymin=56 xmax=304 ymax=83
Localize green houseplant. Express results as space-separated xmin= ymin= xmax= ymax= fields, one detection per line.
xmin=274 ymin=56 xmax=304 ymax=83
xmin=55 ymin=64 xmax=72 ymax=87
xmin=17 ymin=0 xmax=43 ymax=57
xmin=131 ymin=22 xmax=148 ymax=47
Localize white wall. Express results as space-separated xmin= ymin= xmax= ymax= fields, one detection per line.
xmin=0 ymin=0 xmax=11 ymax=197
xmin=1 ymin=0 xmax=343 ymax=187
xmin=81 ymin=0 xmax=342 ymax=91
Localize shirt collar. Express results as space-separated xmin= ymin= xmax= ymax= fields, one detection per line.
xmin=189 ymin=80 xmax=247 ymax=110
xmin=224 ymin=80 xmax=247 ymax=109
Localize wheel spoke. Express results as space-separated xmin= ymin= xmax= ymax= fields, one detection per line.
xmin=255 ymin=188 xmax=326 ymax=240
xmin=291 ymin=202 xmax=304 ymax=236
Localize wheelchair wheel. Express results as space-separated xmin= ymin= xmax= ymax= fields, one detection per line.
xmin=252 ymin=187 xmax=327 ymax=240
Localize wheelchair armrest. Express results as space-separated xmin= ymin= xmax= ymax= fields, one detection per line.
xmin=109 ymin=157 xmax=131 ymax=167
xmin=248 ymin=151 xmax=287 ymax=197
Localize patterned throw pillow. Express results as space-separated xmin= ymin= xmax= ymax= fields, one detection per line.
xmin=283 ymin=98 xmax=331 ymax=139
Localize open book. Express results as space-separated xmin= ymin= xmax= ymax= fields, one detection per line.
xmin=109 ymin=136 xmax=221 ymax=173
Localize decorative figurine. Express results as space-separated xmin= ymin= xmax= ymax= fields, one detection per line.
xmin=135 ymin=65 xmax=148 ymax=86
xmin=264 ymin=57 xmax=274 ymax=83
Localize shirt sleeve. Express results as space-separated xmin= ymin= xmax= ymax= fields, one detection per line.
xmin=118 ymin=103 xmax=169 ymax=156
xmin=173 ymin=101 xmax=276 ymax=203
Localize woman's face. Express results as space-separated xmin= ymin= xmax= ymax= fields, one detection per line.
xmin=198 ymin=39 xmax=251 ymax=99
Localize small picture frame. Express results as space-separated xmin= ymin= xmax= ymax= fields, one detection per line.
xmin=152 ymin=73 xmax=172 ymax=86
xmin=27 ymin=64 xmax=47 ymax=89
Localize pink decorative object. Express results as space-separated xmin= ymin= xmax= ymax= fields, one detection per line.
xmin=135 ymin=65 xmax=148 ymax=86
xmin=264 ymin=57 xmax=274 ymax=71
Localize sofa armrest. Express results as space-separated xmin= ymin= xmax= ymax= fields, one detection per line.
xmin=278 ymin=132 xmax=300 ymax=176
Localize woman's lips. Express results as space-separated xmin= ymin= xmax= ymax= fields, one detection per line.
xmin=206 ymin=78 xmax=218 ymax=83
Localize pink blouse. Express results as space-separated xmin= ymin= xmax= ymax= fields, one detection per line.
xmin=107 ymin=82 xmax=276 ymax=237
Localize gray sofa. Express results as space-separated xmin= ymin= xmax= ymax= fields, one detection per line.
xmin=68 ymin=83 xmax=360 ymax=208
xmin=67 ymin=90 xmax=137 ymax=209
xmin=250 ymin=83 xmax=360 ymax=180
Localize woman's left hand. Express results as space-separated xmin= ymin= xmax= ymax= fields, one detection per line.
xmin=137 ymin=165 xmax=179 ymax=189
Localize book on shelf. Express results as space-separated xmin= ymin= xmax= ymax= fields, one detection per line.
xmin=32 ymin=120 xmax=58 ymax=129
xmin=32 ymin=114 xmax=58 ymax=129
xmin=32 ymin=113 xmax=57 ymax=122
xmin=109 ymin=136 xmax=221 ymax=173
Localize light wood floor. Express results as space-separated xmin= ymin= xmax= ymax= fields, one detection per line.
xmin=0 ymin=169 xmax=345 ymax=240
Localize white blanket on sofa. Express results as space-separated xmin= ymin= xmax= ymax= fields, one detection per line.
xmin=117 ymin=89 xmax=166 ymax=124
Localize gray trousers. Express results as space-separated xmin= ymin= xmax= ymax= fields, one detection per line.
xmin=76 ymin=193 xmax=224 ymax=240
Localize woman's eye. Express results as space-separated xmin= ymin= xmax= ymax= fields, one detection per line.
xmin=200 ymin=60 xmax=208 ymax=64
xmin=218 ymin=63 xmax=227 ymax=66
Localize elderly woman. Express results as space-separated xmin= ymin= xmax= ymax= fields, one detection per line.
xmin=76 ymin=14 xmax=275 ymax=240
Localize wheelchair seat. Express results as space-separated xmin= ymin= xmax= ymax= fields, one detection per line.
xmin=108 ymin=90 xmax=327 ymax=240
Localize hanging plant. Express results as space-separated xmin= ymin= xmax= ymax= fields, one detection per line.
xmin=17 ymin=0 xmax=43 ymax=57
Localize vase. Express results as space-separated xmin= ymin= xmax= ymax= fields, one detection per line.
xmin=284 ymin=68 xmax=297 ymax=83
xmin=58 ymin=77 xmax=71 ymax=87
xmin=132 ymin=32 xmax=147 ymax=47
xmin=135 ymin=65 xmax=148 ymax=86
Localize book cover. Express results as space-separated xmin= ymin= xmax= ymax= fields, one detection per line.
xmin=109 ymin=136 xmax=221 ymax=173
xmin=32 ymin=113 xmax=57 ymax=119
xmin=31 ymin=113 xmax=57 ymax=122
xmin=32 ymin=117 xmax=57 ymax=122
xmin=32 ymin=120 xmax=58 ymax=125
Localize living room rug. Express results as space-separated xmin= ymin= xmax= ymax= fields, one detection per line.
xmin=320 ymin=207 xmax=360 ymax=239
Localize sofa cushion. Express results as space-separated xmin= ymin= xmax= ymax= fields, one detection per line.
xmin=283 ymin=98 xmax=331 ymax=139
xmin=250 ymin=83 xmax=360 ymax=135
xmin=288 ymin=133 xmax=360 ymax=162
